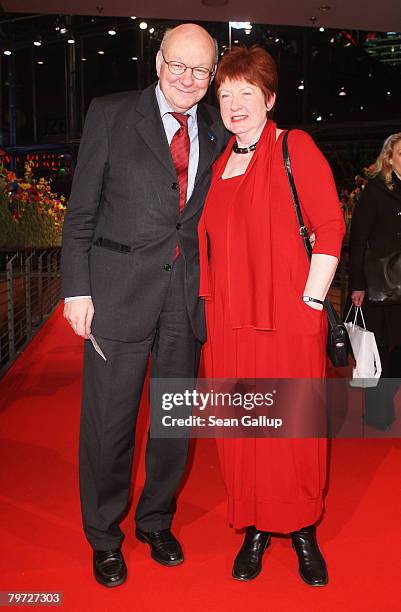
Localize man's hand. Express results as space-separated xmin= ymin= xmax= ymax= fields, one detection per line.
xmin=63 ymin=298 xmax=94 ymax=339
xmin=351 ymin=290 xmax=365 ymax=307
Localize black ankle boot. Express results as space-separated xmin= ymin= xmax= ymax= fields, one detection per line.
xmin=232 ymin=526 xmax=271 ymax=581
xmin=291 ymin=525 xmax=328 ymax=586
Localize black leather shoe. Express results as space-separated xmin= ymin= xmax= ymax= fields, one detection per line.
xmin=93 ymin=549 xmax=127 ymax=587
xmin=291 ymin=525 xmax=328 ymax=586
xmin=136 ymin=528 xmax=184 ymax=566
xmin=232 ymin=526 xmax=271 ymax=581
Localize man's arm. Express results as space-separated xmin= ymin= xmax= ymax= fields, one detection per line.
xmin=61 ymin=97 xmax=109 ymax=298
xmin=63 ymin=297 xmax=94 ymax=338
xmin=61 ymin=97 xmax=109 ymax=336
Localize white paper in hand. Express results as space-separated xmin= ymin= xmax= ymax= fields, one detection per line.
xmin=89 ymin=333 xmax=107 ymax=361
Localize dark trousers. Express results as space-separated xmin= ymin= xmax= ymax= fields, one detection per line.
xmin=364 ymin=345 xmax=401 ymax=430
xmin=79 ymin=256 xmax=201 ymax=550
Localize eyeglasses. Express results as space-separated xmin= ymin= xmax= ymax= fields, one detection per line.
xmin=161 ymin=51 xmax=214 ymax=81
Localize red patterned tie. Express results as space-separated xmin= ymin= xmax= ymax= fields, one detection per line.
xmin=170 ymin=112 xmax=190 ymax=258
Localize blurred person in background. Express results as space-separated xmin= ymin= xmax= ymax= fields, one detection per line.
xmin=349 ymin=132 xmax=401 ymax=430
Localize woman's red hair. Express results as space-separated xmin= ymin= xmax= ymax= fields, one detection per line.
xmin=215 ymin=45 xmax=278 ymax=102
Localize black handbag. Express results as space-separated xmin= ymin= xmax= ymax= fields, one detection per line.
xmin=364 ymin=248 xmax=401 ymax=304
xmin=282 ymin=131 xmax=351 ymax=367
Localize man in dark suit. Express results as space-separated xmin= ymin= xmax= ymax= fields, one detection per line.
xmin=61 ymin=23 xmax=227 ymax=587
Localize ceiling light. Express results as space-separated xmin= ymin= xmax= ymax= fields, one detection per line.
xmin=330 ymin=37 xmax=335 ymax=43
xmin=37 ymin=60 xmax=44 ymax=65
xmin=360 ymin=105 xmax=364 ymax=110
xmin=108 ymin=28 xmax=116 ymax=36
xmin=4 ymin=50 xmax=12 ymax=55
xmin=60 ymin=27 xmax=67 ymax=34
xmin=67 ymin=38 xmax=75 ymax=44
xmin=98 ymin=50 xmax=105 ymax=55
xmin=316 ymin=116 xmax=322 ymax=121
xmin=149 ymin=28 xmax=155 ymax=34
xmin=81 ymin=57 xmax=87 ymax=62
xmin=319 ymin=27 xmax=325 ymax=32
xmin=245 ymin=29 xmax=252 ymax=35
xmin=131 ymin=56 xmax=138 ymax=60
xmin=139 ymin=22 xmax=148 ymax=30
xmin=298 ymin=81 xmax=305 ymax=90
xmin=33 ymin=40 xmax=42 ymax=47
xmin=130 ymin=16 xmax=137 ymax=20
xmin=339 ymin=87 xmax=347 ymax=96
xmin=234 ymin=39 xmax=239 ymax=44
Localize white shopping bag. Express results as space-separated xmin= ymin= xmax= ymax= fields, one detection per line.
xmin=344 ymin=306 xmax=382 ymax=388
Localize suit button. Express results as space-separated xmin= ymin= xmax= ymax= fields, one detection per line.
xmin=163 ymin=263 xmax=172 ymax=271
xmin=171 ymin=182 xmax=179 ymax=190
xmin=176 ymin=223 xmax=182 ymax=230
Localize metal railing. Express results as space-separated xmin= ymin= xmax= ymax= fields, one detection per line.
xmin=0 ymin=248 xmax=62 ymax=377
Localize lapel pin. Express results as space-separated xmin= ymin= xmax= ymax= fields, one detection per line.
xmin=208 ymin=134 xmax=216 ymax=142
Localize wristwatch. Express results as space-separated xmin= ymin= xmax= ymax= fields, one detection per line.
xmin=302 ymin=295 xmax=324 ymax=306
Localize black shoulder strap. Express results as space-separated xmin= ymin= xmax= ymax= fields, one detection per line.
xmin=282 ymin=130 xmax=338 ymax=325
xmin=282 ymin=131 xmax=312 ymax=261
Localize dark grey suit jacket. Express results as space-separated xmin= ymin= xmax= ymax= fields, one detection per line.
xmin=61 ymin=83 xmax=227 ymax=342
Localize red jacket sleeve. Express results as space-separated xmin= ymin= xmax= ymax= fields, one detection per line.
xmin=289 ymin=129 xmax=345 ymax=259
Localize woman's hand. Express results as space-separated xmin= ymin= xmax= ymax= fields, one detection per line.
xmin=351 ymin=290 xmax=365 ymax=307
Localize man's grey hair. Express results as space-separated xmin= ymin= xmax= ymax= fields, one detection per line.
xmin=160 ymin=27 xmax=219 ymax=66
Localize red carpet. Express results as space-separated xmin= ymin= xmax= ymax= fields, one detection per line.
xmin=0 ymin=306 xmax=400 ymax=611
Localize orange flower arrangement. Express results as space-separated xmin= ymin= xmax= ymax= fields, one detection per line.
xmin=1 ymin=160 xmax=67 ymax=230
xmin=0 ymin=160 xmax=67 ymax=248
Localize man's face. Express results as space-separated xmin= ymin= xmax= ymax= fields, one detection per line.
xmin=156 ymin=31 xmax=215 ymax=113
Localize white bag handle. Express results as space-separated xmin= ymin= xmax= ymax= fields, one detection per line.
xmin=345 ymin=304 xmax=366 ymax=329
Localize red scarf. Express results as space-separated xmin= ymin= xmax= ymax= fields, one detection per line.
xmin=199 ymin=119 xmax=277 ymax=330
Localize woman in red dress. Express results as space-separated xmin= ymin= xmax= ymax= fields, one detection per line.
xmin=198 ymin=47 xmax=345 ymax=584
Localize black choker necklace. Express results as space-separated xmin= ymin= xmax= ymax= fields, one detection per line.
xmin=232 ymin=140 xmax=258 ymax=154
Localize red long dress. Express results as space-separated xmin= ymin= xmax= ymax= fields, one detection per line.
xmin=199 ymin=129 xmax=345 ymax=533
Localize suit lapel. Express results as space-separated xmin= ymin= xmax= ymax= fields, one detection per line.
xmin=135 ymin=84 xmax=176 ymax=178
xmin=193 ymin=105 xmax=219 ymax=189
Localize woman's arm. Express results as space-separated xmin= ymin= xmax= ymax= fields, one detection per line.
xmin=303 ymin=254 xmax=338 ymax=309
xmin=289 ymin=130 xmax=345 ymax=309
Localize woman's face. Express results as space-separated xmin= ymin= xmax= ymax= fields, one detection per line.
xmin=217 ymin=78 xmax=275 ymax=140
xmin=390 ymin=141 xmax=401 ymax=176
